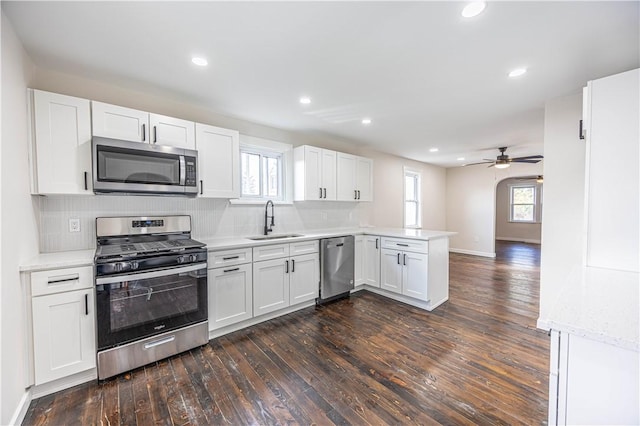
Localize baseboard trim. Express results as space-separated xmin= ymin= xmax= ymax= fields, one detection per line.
xmin=449 ymin=248 xmax=496 ymax=258
xmin=496 ymin=237 xmax=541 ymax=244
xmin=9 ymin=389 xmax=31 ymax=426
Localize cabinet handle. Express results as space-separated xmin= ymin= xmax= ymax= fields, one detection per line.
xmin=291 ymin=259 xmax=295 ymax=272
xmin=47 ymin=274 xmax=79 ymax=284
xmin=403 ymin=254 xmax=407 ymax=266
xmin=319 ymin=188 xmax=323 ymax=199
xmin=142 ymin=123 xmax=146 ymax=142
xmin=153 ymin=126 xmax=157 ymax=143
xmin=83 ymin=171 xmax=88 ymax=191
xmin=285 ymin=260 xmax=289 ymax=273
xmin=222 ymin=255 xmax=240 ymax=260
xmin=354 ymin=190 xmax=358 ymax=200
xmin=375 ymin=238 xmax=378 ymax=249
xmin=323 ymin=188 xmax=327 ymax=198
xmin=579 ymin=119 xmax=584 ymax=140
xmin=358 ymin=190 xmax=361 ymax=200
xmin=397 ymin=253 xmax=400 ymax=265
xmin=200 ymin=180 xmax=204 ymax=195
xmin=223 ymin=267 xmax=240 ymax=273
xmin=85 ymin=294 xmax=89 ymax=315
xmin=396 ymin=243 xmax=409 ymax=247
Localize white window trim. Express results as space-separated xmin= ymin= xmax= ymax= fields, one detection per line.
xmin=508 ymin=183 xmax=539 ymax=223
xmin=231 ymin=134 xmax=293 ymax=205
xmin=403 ymin=167 xmax=422 ymax=229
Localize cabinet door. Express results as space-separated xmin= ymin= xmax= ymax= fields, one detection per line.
xmin=380 ymin=249 xmax=402 ymax=294
xmin=253 ymin=258 xmax=290 ymax=316
xmin=356 ymin=157 xmax=373 ymax=202
xmin=289 ymin=254 xmax=319 ymax=305
xmin=149 ymin=113 xmax=196 ymax=149
xmin=298 ymin=145 xmax=322 ymax=200
xmin=31 ymin=90 xmax=92 ymax=194
xmin=209 ymin=263 xmax=253 ymax=330
xmin=363 ymin=236 xmax=381 ymax=287
xmin=32 ymin=289 xmax=96 ymax=385
xmin=354 ymin=236 xmax=364 ymax=286
xmin=91 ymin=101 xmax=148 ymax=142
xmin=195 ymin=123 xmax=240 ymax=198
xmin=321 ymin=149 xmax=337 ymax=200
xmin=402 ymin=252 xmax=428 ymax=301
xmin=336 ymin=152 xmax=357 ymax=201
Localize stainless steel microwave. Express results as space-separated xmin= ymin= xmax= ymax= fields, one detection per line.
xmin=92 ymin=137 xmax=198 ymax=196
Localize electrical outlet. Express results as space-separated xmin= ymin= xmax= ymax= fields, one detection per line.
xmin=69 ymin=218 xmax=81 ymax=233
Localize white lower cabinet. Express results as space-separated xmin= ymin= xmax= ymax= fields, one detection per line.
xmin=355 ymin=236 xmax=364 ymax=286
xmin=253 ymin=241 xmax=319 ymax=317
xmin=380 ymin=237 xmax=429 ymax=301
xmin=362 ymin=235 xmax=381 ymax=287
xmin=208 ymin=247 xmax=253 ymax=331
xmin=29 ymin=266 xmax=96 ymax=385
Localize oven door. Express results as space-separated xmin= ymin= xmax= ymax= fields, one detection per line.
xmin=95 ymin=263 xmax=207 ymax=350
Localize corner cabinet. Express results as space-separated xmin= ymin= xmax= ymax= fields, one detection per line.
xmin=28 ymin=266 xmax=96 ymax=385
xmin=195 ymin=123 xmax=240 ymax=198
xmin=28 ymin=89 xmax=93 ymax=195
xmin=336 ymin=153 xmax=373 ymax=202
xmin=91 ymin=101 xmax=195 ymax=149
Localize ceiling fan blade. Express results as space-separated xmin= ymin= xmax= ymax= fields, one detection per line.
xmin=463 ymin=161 xmax=494 ymax=166
xmin=511 ymin=159 xmax=542 ymax=163
xmin=512 ymin=155 xmax=544 ymax=161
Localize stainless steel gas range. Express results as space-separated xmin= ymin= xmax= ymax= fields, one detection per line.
xmin=94 ymin=215 xmax=208 ymax=380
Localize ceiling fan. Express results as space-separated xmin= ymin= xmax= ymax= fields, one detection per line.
xmin=465 ymin=147 xmax=543 ymax=169
xmin=515 ymin=175 xmax=544 ymax=183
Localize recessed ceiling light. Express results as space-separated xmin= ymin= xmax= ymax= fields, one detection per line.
xmin=461 ymin=1 xmax=486 ymax=18
xmin=299 ymin=96 xmax=311 ymax=104
xmin=457 ymin=157 xmax=465 ymax=161
xmin=508 ymin=68 xmax=527 ymax=78
xmin=362 ymin=118 xmax=372 ymax=125
xmin=191 ymin=57 xmax=208 ymax=67
xmin=429 ymin=148 xmax=439 ymax=153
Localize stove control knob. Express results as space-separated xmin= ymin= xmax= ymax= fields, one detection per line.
xmin=115 ymin=263 xmax=122 ymax=272
xmin=131 ymin=261 xmax=139 ymax=270
xmin=189 ymin=254 xmax=198 ymax=262
xmin=177 ymin=256 xmax=185 ymax=264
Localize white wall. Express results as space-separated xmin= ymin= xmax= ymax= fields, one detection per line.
xmin=495 ymin=178 xmax=542 ymax=244
xmin=1 ymin=11 xmax=39 ymax=425
xmin=538 ymin=92 xmax=583 ymax=320
xmin=446 ymin=161 xmax=544 ymax=257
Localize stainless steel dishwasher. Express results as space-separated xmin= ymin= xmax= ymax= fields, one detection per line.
xmin=318 ymin=235 xmax=355 ymax=303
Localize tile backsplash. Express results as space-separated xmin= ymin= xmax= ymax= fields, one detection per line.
xmin=38 ymin=195 xmax=365 ymax=252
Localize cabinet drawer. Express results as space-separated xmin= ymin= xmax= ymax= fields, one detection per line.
xmin=253 ymin=243 xmax=290 ymax=261
xmin=208 ymin=247 xmax=252 ymax=268
xmin=380 ymin=237 xmax=428 ymax=254
xmin=31 ymin=266 xmax=93 ymax=296
xmin=290 ymin=240 xmax=319 ymax=255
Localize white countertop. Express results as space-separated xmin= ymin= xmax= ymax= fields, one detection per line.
xmin=19 ymin=227 xmax=455 ymax=271
xmin=537 ymin=266 xmax=639 ymax=351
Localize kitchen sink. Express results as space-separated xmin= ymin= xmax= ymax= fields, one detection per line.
xmin=247 ymin=233 xmax=304 ymax=241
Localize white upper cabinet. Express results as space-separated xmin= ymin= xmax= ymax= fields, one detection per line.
xmin=294 ymin=145 xmax=372 ymax=202
xmin=583 ymin=69 xmax=639 ymax=272
xmin=195 ymin=123 xmax=240 ymax=198
xmin=29 ymin=89 xmax=93 ymax=195
xmin=336 ymin=153 xmax=373 ymax=202
xmin=294 ymin=145 xmax=337 ymax=201
xmin=91 ymin=101 xmax=195 ymax=149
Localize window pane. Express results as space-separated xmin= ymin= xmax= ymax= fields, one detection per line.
xmin=513 ymin=205 xmax=534 ymax=221
xmin=405 ymin=175 xmax=416 ymax=201
xmin=405 ymin=201 xmax=417 ymax=227
xmin=513 ymin=187 xmax=534 ymax=204
xmin=241 ymin=152 xmax=261 ymax=196
xmin=262 ymin=156 xmax=280 ymax=198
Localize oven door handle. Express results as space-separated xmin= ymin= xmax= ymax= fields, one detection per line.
xmin=95 ymin=263 xmax=207 ymax=285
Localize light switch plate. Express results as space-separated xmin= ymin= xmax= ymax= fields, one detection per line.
xmin=69 ymin=218 xmax=81 ymax=233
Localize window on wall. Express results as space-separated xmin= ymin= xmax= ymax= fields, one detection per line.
xmin=510 ymin=184 xmax=536 ymax=222
xmin=237 ymin=135 xmax=292 ymax=203
xmin=404 ymin=168 xmax=421 ymax=228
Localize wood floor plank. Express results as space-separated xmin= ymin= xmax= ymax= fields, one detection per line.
xmin=22 ymin=241 xmax=549 ymax=426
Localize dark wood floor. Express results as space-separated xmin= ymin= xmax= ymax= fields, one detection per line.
xmin=23 ymin=241 xmax=549 ymax=425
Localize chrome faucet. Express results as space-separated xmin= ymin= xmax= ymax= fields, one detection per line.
xmin=264 ymin=200 xmax=275 ymax=235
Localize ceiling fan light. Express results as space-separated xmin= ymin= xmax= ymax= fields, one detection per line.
xmin=495 ymin=162 xmax=510 ymax=169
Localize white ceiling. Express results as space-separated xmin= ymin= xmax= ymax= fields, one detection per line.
xmin=3 ymin=1 xmax=638 ymax=167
